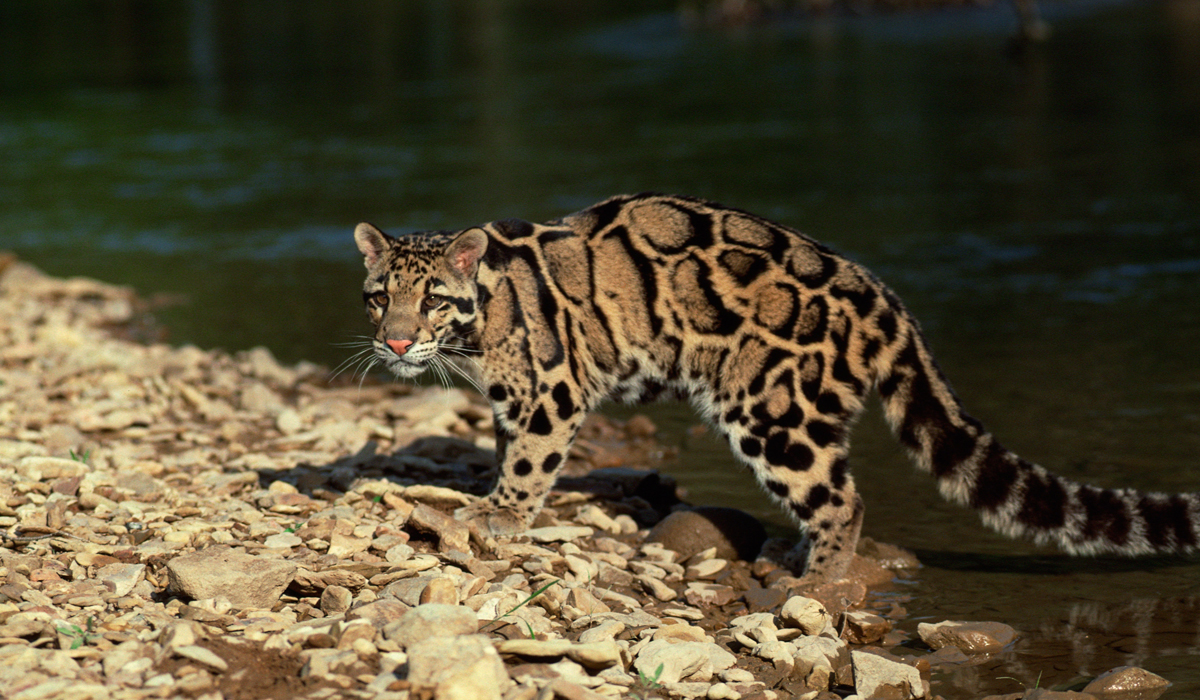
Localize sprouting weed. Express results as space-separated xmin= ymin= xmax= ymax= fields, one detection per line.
xmin=481 ymin=579 xmax=559 ymax=633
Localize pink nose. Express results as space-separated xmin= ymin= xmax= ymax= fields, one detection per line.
xmin=386 ymin=338 xmax=414 ymax=356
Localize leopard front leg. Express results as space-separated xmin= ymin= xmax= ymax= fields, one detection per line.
xmin=455 ymin=384 xmax=582 ymax=537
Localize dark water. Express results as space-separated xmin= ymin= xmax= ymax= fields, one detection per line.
xmin=3 ymin=1 xmax=1199 ymax=695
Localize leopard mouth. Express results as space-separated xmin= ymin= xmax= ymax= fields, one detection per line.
xmin=376 ymin=348 xmax=426 ymax=377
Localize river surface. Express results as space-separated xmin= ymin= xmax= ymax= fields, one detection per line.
xmin=3 ymin=0 xmax=1199 ymax=695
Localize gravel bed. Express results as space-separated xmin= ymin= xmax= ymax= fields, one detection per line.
xmin=0 ymin=254 xmax=1172 ymax=700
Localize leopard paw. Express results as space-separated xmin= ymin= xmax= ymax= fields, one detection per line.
xmin=454 ymin=500 xmax=531 ymax=537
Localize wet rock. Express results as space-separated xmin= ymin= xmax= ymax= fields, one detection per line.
xmin=646 ymin=507 xmax=768 ymax=561
xmin=841 ymin=611 xmax=891 ymax=644
xmin=166 ymin=546 xmax=297 ymax=609
xmin=917 ymin=620 xmax=1018 ymax=654
xmin=1082 ymin=666 xmax=1172 ymax=700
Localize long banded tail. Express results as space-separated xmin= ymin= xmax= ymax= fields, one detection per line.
xmin=875 ymin=322 xmax=1199 ymax=557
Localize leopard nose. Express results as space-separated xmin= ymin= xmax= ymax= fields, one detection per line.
xmin=386 ymin=338 xmax=414 ymax=356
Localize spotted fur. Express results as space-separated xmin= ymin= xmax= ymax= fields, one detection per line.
xmin=354 ymin=193 xmax=1199 ymax=582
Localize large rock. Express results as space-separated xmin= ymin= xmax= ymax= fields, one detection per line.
xmin=852 ymin=650 xmax=926 ymax=699
xmin=633 ymin=639 xmax=736 ymax=684
xmin=1082 ymin=666 xmax=1172 ymax=700
xmin=166 ymin=547 xmax=296 ymax=609
xmin=406 ymin=634 xmax=510 ymax=700
xmin=917 ymin=620 xmax=1018 ymax=655
xmin=383 ymin=603 xmax=478 ymax=648
xmin=645 ymin=507 xmax=767 ymax=562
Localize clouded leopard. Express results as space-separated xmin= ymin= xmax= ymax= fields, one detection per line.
xmin=354 ymin=193 xmax=1198 ymax=582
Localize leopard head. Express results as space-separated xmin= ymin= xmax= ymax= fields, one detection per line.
xmin=353 ymin=222 xmax=488 ymax=379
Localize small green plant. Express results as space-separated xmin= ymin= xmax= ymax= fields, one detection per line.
xmin=998 ymin=671 xmax=1043 ymax=691
xmin=481 ymin=578 xmax=559 ymax=633
xmin=68 ymin=448 xmax=91 ymax=464
xmin=57 ymin=617 xmax=100 ymax=650
xmin=630 ymin=662 xmax=665 ymax=700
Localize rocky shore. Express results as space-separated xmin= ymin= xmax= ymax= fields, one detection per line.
xmin=0 ymin=254 xmax=1173 ymax=700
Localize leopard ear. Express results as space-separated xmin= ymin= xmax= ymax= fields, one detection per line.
xmin=446 ymin=228 xmax=489 ymax=278
xmin=354 ymin=223 xmax=391 ymax=269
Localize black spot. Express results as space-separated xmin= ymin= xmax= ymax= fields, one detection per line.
xmin=877 ymin=308 xmax=898 ymax=343
xmin=513 ymin=459 xmax=533 ymax=477
xmin=830 ymin=281 xmax=877 ymax=317
xmin=861 ymin=338 xmax=881 ymax=365
xmin=1078 ymin=486 xmax=1131 ymax=546
xmin=805 ymin=484 xmax=831 ymax=510
xmin=765 ymin=479 xmax=789 ymax=497
xmin=1139 ymin=495 xmax=1195 ymax=550
xmin=516 ymin=490 xmax=530 ymax=501
xmin=790 ymin=502 xmax=814 ymax=521
xmin=552 ymin=382 xmax=576 ymax=420
xmin=488 ymin=384 xmax=508 ymax=402
xmin=830 ymin=494 xmax=844 ymax=508
xmin=749 ymin=348 xmax=791 ymax=396
xmin=799 ymin=352 xmax=825 ymax=402
xmin=970 ymin=441 xmax=1020 ymax=511
xmin=1017 ymin=473 xmax=1068 ymax=531
xmin=816 ymin=392 xmax=843 ymax=416
xmin=830 ymin=457 xmax=849 ymax=489
xmin=541 ymin=453 xmax=563 ymax=474
xmin=528 ymin=406 xmax=553 ymax=436
xmin=587 ymin=197 xmax=626 ymax=230
xmin=765 ymin=433 xmax=814 ymax=471
xmin=740 ymin=437 xmax=763 ymax=458
xmin=724 ymin=406 xmax=744 ymax=424
xmin=931 ymin=424 xmax=979 ymax=479
xmin=792 ymin=297 xmax=829 ymax=345
xmin=805 ymin=420 xmax=841 ymax=448
xmin=507 ymin=403 xmax=521 ymax=422
xmin=718 ymin=249 xmax=769 ymax=285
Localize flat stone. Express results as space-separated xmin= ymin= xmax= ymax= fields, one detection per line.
xmin=174 ymin=645 xmax=229 ymax=672
xmin=95 ymin=563 xmax=145 ymax=598
xmin=524 ymin=526 xmax=595 ymax=543
xmin=408 ymin=504 xmax=471 ymax=553
xmin=383 ymin=603 xmax=478 ymax=648
xmin=346 ymin=599 xmax=410 ymax=628
xmin=634 ymin=639 xmax=736 ymax=685
xmin=166 ymin=546 xmax=297 ymax=609
xmin=852 ymin=650 xmax=925 ymax=699
xmin=917 ymin=620 xmax=1018 ymax=655
xmin=406 ymin=633 xmax=510 ymax=700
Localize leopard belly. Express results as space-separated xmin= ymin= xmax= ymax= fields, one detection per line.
xmin=354 ymin=193 xmax=1200 ymax=583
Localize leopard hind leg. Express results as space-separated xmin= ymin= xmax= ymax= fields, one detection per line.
xmin=718 ymin=397 xmax=864 ymax=583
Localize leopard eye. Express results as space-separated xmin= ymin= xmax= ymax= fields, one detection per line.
xmin=421 ymin=294 xmax=443 ymax=312
xmin=368 ymin=291 xmax=389 ymax=307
